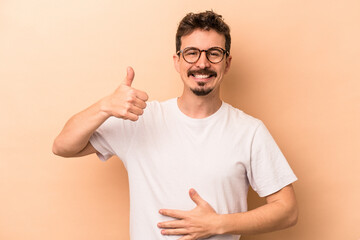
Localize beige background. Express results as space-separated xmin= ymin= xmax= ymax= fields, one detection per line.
xmin=1 ymin=0 xmax=359 ymax=239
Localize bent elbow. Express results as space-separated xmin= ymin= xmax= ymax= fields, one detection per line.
xmin=291 ymin=210 xmax=299 ymax=227
xmin=286 ymin=204 xmax=299 ymax=228
xmin=52 ymin=138 xmax=70 ymax=157
xmin=52 ymin=139 xmax=63 ymax=156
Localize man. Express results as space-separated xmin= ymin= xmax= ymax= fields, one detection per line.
xmin=53 ymin=11 xmax=298 ymax=240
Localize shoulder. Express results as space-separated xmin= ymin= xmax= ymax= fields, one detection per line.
xmin=222 ymin=102 xmax=262 ymax=129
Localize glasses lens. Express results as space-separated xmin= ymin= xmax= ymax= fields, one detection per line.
xmin=183 ymin=48 xmax=200 ymax=63
xmin=207 ymin=48 xmax=224 ymax=63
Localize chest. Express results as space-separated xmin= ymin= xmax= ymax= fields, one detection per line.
xmin=128 ymin=120 xmax=252 ymax=185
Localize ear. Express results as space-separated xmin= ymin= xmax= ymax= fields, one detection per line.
xmin=224 ymin=55 xmax=232 ymax=74
xmin=173 ymin=54 xmax=180 ymax=73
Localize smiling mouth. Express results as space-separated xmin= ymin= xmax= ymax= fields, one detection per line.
xmin=192 ymin=74 xmax=213 ymax=79
xmin=187 ymin=69 xmax=217 ymax=79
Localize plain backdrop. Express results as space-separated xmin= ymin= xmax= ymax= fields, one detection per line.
xmin=0 ymin=0 xmax=359 ymax=239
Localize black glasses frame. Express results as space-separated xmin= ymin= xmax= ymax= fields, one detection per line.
xmin=176 ymin=47 xmax=230 ymax=64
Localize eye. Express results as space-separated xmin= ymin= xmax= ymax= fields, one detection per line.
xmin=184 ymin=50 xmax=199 ymax=56
xmin=208 ymin=49 xmax=222 ymax=57
xmin=209 ymin=51 xmax=221 ymax=57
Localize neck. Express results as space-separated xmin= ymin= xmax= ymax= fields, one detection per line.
xmin=177 ymin=88 xmax=222 ymax=119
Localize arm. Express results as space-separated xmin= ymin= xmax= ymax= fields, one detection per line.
xmin=158 ymin=184 xmax=297 ymax=239
xmin=218 ymin=184 xmax=298 ymax=235
xmin=52 ymin=67 xmax=148 ymax=158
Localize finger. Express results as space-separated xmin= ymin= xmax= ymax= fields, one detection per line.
xmin=135 ymin=89 xmax=149 ymax=102
xmin=122 ymin=111 xmax=139 ymax=121
xmin=128 ymin=105 xmax=144 ymax=116
xmin=132 ymin=97 xmax=147 ymax=109
xmin=161 ymin=228 xmax=188 ymax=236
xmin=158 ymin=219 xmax=186 ymax=229
xmin=189 ymin=188 xmax=205 ymax=206
xmin=178 ymin=235 xmax=192 ymax=240
xmin=123 ymin=66 xmax=135 ymax=86
xmin=159 ymin=209 xmax=187 ymax=219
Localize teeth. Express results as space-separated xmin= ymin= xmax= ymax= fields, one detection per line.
xmin=193 ymin=75 xmax=210 ymax=79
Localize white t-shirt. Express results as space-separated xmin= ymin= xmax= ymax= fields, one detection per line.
xmin=90 ymin=98 xmax=297 ymax=240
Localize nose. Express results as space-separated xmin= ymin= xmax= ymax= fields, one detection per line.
xmin=195 ymin=51 xmax=211 ymax=69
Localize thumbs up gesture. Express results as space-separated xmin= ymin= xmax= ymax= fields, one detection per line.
xmin=102 ymin=67 xmax=149 ymax=121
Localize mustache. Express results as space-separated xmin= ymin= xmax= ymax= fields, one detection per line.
xmin=187 ymin=69 xmax=217 ymax=77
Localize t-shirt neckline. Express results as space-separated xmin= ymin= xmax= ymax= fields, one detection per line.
xmin=171 ymin=98 xmax=226 ymax=125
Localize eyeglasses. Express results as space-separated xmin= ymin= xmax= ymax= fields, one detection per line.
xmin=176 ymin=47 xmax=229 ymax=64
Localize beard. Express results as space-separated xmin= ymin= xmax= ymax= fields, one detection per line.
xmin=191 ymin=82 xmax=214 ymax=96
xmin=191 ymin=88 xmax=213 ymax=96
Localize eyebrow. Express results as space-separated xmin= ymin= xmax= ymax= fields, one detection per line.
xmin=183 ymin=46 xmax=225 ymax=50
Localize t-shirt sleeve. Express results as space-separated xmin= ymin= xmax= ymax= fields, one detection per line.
xmin=247 ymin=121 xmax=297 ymax=197
xmin=89 ymin=117 xmax=135 ymax=162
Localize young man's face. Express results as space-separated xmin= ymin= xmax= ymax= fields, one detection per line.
xmin=174 ymin=29 xmax=232 ymax=97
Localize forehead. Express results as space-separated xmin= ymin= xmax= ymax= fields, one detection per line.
xmin=181 ymin=29 xmax=226 ymax=49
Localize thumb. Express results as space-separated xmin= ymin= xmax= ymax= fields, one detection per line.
xmin=123 ymin=66 xmax=135 ymax=86
xmin=189 ymin=188 xmax=205 ymax=206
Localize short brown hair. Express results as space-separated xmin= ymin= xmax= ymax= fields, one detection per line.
xmin=176 ymin=10 xmax=231 ymax=54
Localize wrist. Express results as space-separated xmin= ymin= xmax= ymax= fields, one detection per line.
xmin=98 ymin=95 xmax=112 ymax=118
xmin=213 ymin=213 xmax=226 ymax=235
xmin=215 ymin=213 xmax=239 ymax=235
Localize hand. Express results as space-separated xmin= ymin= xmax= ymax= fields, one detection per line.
xmin=158 ymin=189 xmax=220 ymax=240
xmin=102 ymin=67 xmax=149 ymax=121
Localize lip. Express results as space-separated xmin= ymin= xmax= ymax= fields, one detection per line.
xmin=190 ymin=74 xmax=215 ymax=84
xmin=187 ymin=69 xmax=217 ymax=77
xmin=186 ymin=68 xmax=217 ymax=85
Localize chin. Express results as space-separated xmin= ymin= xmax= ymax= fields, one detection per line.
xmin=191 ymin=88 xmax=213 ymax=96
